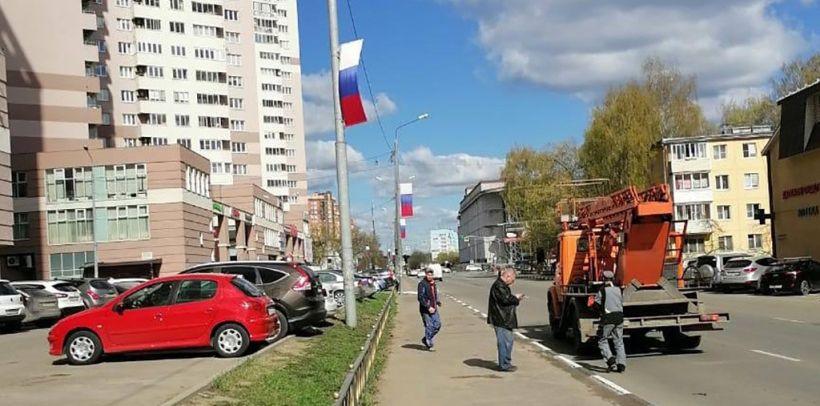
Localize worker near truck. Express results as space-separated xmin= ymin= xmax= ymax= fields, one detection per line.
xmin=594 ymin=270 xmax=626 ymax=373
xmin=418 ymin=268 xmax=442 ymax=351
xmin=487 ymin=267 xmax=524 ymax=372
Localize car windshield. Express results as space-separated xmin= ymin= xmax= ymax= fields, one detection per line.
xmin=231 ymin=276 xmax=264 ymax=297
xmin=725 ymin=259 xmax=752 ymax=268
xmin=53 ymin=282 xmax=78 ymax=292
xmin=0 ymin=282 xmax=17 ymax=295
xmin=90 ymin=280 xmax=116 ymax=291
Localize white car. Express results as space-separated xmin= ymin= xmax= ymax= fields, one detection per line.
xmin=408 ymin=269 xmax=419 ymax=277
xmin=317 ymin=271 xmax=346 ymax=307
xmin=465 ymin=264 xmax=482 ymax=272
xmin=11 ymin=280 xmax=85 ymax=316
xmin=0 ymin=280 xmax=26 ymax=331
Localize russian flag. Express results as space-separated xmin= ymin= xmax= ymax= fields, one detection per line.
xmin=339 ymin=39 xmax=367 ymax=127
xmin=400 ymin=183 xmax=413 ymax=218
xmin=400 ymin=219 xmax=407 ymax=239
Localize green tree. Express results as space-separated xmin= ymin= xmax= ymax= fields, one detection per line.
xmin=407 ymin=250 xmax=431 ymax=270
xmin=720 ymin=96 xmax=778 ymax=126
xmin=773 ymin=53 xmax=820 ymax=99
xmin=351 ymin=227 xmax=387 ymax=270
xmin=434 ymin=251 xmax=459 ymax=265
xmin=311 ymin=224 xmax=339 ymax=268
xmin=642 ymin=57 xmax=713 ymax=138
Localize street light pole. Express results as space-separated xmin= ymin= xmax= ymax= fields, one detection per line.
xmin=393 ymin=114 xmax=429 ymax=284
xmin=83 ymin=146 xmax=99 ymax=278
xmin=326 ymin=0 xmax=357 ymax=328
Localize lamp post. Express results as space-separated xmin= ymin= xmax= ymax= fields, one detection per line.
xmin=393 ymin=114 xmax=429 ymax=286
xmin=83 ymin=146 xmax=99 ymax=278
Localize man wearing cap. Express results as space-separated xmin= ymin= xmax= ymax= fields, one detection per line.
xmin=595 ymin=270 xmax=626 ymax=372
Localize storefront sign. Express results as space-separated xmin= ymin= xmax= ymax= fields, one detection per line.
xmin=797 ymin=205 xmax=819 ymax=218
xmin=212 ymin=202 xmax=224 ymax=214
xmin=783 ymin=182 xmax=820 ymax=200
xmin=231 ymin=208 xmax=241 ymax=218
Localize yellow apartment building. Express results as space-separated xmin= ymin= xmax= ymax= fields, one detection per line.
xmin=661 ymin=126 xmax=773 ymax=259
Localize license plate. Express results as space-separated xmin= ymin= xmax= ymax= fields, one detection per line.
xmin=770 ymin=285 xmax=782 ymax=289
xmin=727 ymin=272 xmax=740 ymax=277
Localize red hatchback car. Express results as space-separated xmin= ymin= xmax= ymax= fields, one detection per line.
xmin=48 ymin=274 xmax=279 ymax=365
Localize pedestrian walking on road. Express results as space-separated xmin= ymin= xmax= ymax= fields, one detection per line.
xmin=418 ymin=268 xmax=441 ymax=351
xmin=595 ymin=270 xmax=626 ymax=373
xmin=487 ymin=267 xmax=524 ymax=372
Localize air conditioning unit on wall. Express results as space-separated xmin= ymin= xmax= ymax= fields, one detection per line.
xmin=6 ymin=256 xmax=20 ymax=267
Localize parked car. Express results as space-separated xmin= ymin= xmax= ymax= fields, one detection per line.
xmin=714 ymin=256 xmax=779 ymax=291
xmin=316 ymin=271 xmax=346 ymax=307
xmin=408 ymin=268 xmax=420 ymax=277
xmin=182 ymin=261 xmax=326 ymax=341
xmin=48 ymin=273 xmax=279 ymax=365
xmin=16 ymin=286 xmax=61 ymax=326
xmin=353 ymin=274 xmax=378 ymax=298
xmin=109 ymin=278 xmax=149 ymax=294
xmin=760 ymin=258 xmax=820 ymax=295
xmin=61 ymin=279 xmax=119 ymax=308
xmin=0 ymin=280 xmax=25 ymax=332
xmin=321 ymin=286 xmax=338 ymax=314
xmin=686 ymin=253 xmax=752 ymax=286
xmin=11 ymin=281 xmax=85 ymax=316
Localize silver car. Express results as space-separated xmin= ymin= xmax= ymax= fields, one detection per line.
xmin=716 ymin=256 xmax=779 ymax=291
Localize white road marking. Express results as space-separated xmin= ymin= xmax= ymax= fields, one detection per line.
xmin=532 ymin=342 xmax=554 ymax=353
xmin=591 ymin=375 xmax=631 ymax=395
xmin=480 ymin=313 xmax=488 ymax=318
xmin=773 ymin=317 xmax=806 ymax=324
xmin=401 ymin=291 xmax=418 ymax=295
xmin=514 ymin=331 xmax=528 ymax=340
xmin=750 ymin=349 xmax=801 ymax=362
xmin=555 ymin=355 xmax=582 ymax=368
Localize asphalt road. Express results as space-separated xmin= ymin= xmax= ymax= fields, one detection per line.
xmin=0 ymin=326 xmax=252 ymax=406
xmin=437 ymin=272 xmax=820 ymax=406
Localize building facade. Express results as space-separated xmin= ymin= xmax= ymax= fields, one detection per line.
xmin=307 ymin=191 xmax=340 ymax=238
xmin=0 ymin=50 xmax=12 ymax=247
xmin=457 ymin=180 xmax=508 ymax=264
xmin=429 ymin=229 xmax=457 ymax=261
xmin=661 ymin=126 xmax=773 ymax=258
xmin=764 ymin=80 xmax=820 ymax=260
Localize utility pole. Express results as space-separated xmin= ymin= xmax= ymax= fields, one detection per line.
xmin=370 ymin=200 xmax=377 ymax=270
xmin=393 ymin=114 xmax=429 ymax=283
xmin=326 ymin=0 xmax=356 ymax=327
xmin=83 ymin=146 xmax=99 ymax=278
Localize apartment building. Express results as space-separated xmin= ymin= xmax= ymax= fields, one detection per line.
xmin=661 ymin=126 xmax=773 ymax=258
xmin=429 ymin=229 xmax=457 ymax=261
xmin=458 ymin=180 xmax=508 ymax=264
xmin=307 ymin=191 xmax=340 ymax=237
xmin=764 ymin=80 xmax=820 ymax=260
xmin=0 ymin=50 xmax=12 ymax=247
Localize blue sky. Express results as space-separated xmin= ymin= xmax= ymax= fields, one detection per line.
xmin=297 ymin=0 xmax=820 ymax=253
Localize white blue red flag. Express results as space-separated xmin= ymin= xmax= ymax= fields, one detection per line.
xmin=339 ymin=39 xmax=367 ymax=127
xmin=400 ymin=183 xmax=413 ymax=218
xmin=400 ymin=219 xmax=407 ymax=239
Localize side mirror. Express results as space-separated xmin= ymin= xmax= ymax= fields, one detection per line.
xmin=114 ymin=302 xmax=125 ymax=314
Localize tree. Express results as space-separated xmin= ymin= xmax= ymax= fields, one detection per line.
xmin=773 ymin=53 xmax=820 ymax=99
xmin=407 ymin=250 xmax=431 ymax=270
xmin=642 ymin=57 xmax=713 ymax=138
xmin=311 ymin=224 xmax=339 ymax=268
xmin=720 ymin=96 xmax=778 ymax=126
xmin=435 ymin=251 xmax=459 ymax=265
xmin=351 ymin=227 xmax=387 ymax=270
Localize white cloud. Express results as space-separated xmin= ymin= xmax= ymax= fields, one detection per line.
xmin=392 ymin=146 xmax=504 ymax=198
xmin=302 ymin=71 xmax=399 ymax=136
xmin=306 ymin=140 xmax=373 ymax=190
xmin=447 ymin=0 xmax=807 ymax=108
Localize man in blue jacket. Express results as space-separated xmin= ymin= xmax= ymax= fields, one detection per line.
xmin=418 ymin=268 xmax=442 ymax=351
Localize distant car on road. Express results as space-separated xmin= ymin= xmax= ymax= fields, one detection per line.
xmin=408 ymin=268 xmax=419 ymax=277
xmin=760 ymin=258 xmax=820 ymax=295
xmin=16 ymin=286 xmax=61 ymax=326
xmin=48 ymin=273 xmax=279 ymax=365
xmin=465 ymin=264 xmax=482 ymax=272
xmin=11 ymin=281 xmax=85 ymax=317
xmin=714 ymin=256 xmax=779 ymax=292
xmin=0 ymin=280 xmax=25 ymax=332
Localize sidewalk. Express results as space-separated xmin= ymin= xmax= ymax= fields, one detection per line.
xmin=376 ymin=292 xmax=620 ymax=406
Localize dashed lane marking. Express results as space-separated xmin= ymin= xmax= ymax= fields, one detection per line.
xmin=591 ymin=375 xmax=632 ymax=396
xmin=773 ymin=317 xmax=806 ymax=324
xmin=750 ymin=349 xmax=801 ymax=362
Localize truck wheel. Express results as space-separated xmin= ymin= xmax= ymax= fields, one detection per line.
xmin=568 ymin=305 xmax=593 ymax=355
xmin=548 ymin=295 xmax=564 ymax=339
xmin=663 ymin=330 xmax=701 ymax=350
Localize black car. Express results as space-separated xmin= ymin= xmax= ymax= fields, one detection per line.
xmin=182 ymin=261 xmax=327 ymax=340
xmin=760 ymin=258 xmax=820 ymax=295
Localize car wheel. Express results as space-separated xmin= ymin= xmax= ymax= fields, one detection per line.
xmin=65 ymin=330 xmax=103 ymax=365
xmin=212 ymin=323 xmax=250 ymax=358
xmin=333 ymin=291 xmax=345 ymax=308
xmin=271 ymin=309 xmax=289 ymax=341
xmin=799 ymin=280 xmax=811 ymax=296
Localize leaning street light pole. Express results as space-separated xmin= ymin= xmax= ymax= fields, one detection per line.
xmin=393 ymin=113 xmax=430 ymax=285
xmin=326 ymin=0 xmax=357 ymax=327
xmin=83 ymin=146 xmax=99 ymax=278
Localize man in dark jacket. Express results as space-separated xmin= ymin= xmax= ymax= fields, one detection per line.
xmin=487 ymin=267 xmax=524 ymax=372
xmin=418 ymin=268 xmax=441 ymax=351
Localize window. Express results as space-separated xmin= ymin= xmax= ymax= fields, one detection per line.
xmin=117 ymin=18 xmax=133 ymax=31
xmin=169 ymin=21 xmax=185 ymax=33
xmin=105 ymin=164 xmax=148 ymax=199
xmin=222 ymin=266 xmax=258 ymax=283
xmin=716 ymin=205 xmax=731 ymax=220
xmin=226 ymin=31 xmax=240 ymax=43
xmin=115 ymin=0 xmax=131 ymax=6
xmin=122 ymin=282 xmax=174 ymax=310
xmin=46 ymin=209 xmax=93 ymax=245
xmin=232 ymin=164 xmax=247 ymax=175
xmin=229 ymin=98 xmax=243 ymax=109
xmin=101 ymin=113 xmax=112 ymax=125
xmin=121 ymin=90 xmax=135 ymax=103
xmin=196 ymin=70 xmax=226 ymax=83
xmin=744 ymin=173 xmax=759 ymax=189
xmin=45 ymin=167 xmax=94 ymax=202
xmin=211 ymin=162 xmax=230 ymax=174
xmin=12 ymin=172 xmax=27 ymax=197
xmin=177 ymin=138 xmax=191 ymax=149
xmin=98 ymin=89 xmax=110 ymax=101
xmin=230 ymin=120 xmax=245 ymax=131
xmin=171 ymin=45 xmax=186 ymax=56
xmin=674 ymin=172 xmax=709 ymax=191
xmin=119 ymin=66 xmax=135 ymax=78
xmin=671 ymin=143 xmax=705 ymax=160
xmin=117 ymin=42 xmax=134 ymax=55
xmin=227 ymin=75 xmax=243 ymax=87
xmin=675 ymin=203 xmax=710 ymax=221
xmin=173 ymin=91 xmax=189 ymax=103
xmin=746 ymin=203 xmax=761 ymax=219
xmin=150 ymin=137 xmax=168 ymax=146
xmin=146 ymin=113 xmax=167 ymax=125
xmin=258 ymin=267 xmax=288 ymax=284
xmin=742 ymin=143 xmax=757 ymax=158
xmin=718 ymin=236 xmax=733 ymax=251
xmin=172 ymin=68 xmax=188 ymax=80
xmin=747 ymin=234 xmax=763 ymax=249
xmin=198 ymin=116 xmax=227 ymax=128
xmin=137 ymin=18 xmax=161 ymax=30
xmin=176 ymin=280 xmax=217 ymax=304
xmin=714 ymin=175 xmax=729 ymax=190
xmin=227 ymin=53 xmax=241 ymax=66
xmin=193 ymin=24 xmax=222 ymax=38
xmin=199 ymin=139 xmax=224 ymax=150
xmin=170 ymin=0 xmax=184 ymax=10
xmin=13 ymin=213 xmax=29 ymax=240
xmin=142 ymin=0 xmax=160 ymax=6
xmin=137 ymin=42 xmax=162 ymax=54
xmin=122 ymin=114 xmax=138 ymax=126
xmin=255 ymin=33 xmax=277 ymax=44
xmin=49 ymin=251 xmax=94 ymax=279
xmin=224 ymin=9 xmax=239 ymax=21
xmin=684 ymin=237 xmax=705 ymax=254
xmin=712 ymin=144 xmax=726 ymax=160
xmin=175 ymin=114 xmax=190 ymax=127
xmin=191 ymin=1 xmax=222 ymax=15
xmin=106 ymin=205 xmax=150 ymax=241
xmin=231 ymin=142 xmax=246 ymax=153
xmin=146 ymin=88 xmax=167 ymax=101
xmin=194 ymin=47 xmax=222 ymax=60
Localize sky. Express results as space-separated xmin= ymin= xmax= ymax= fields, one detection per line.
xmin=296 ymin=0 xmax=820 ymax=254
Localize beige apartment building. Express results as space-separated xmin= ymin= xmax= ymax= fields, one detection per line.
xmin=0 ymin=50 xmax=12 ymax=247
xmin=661 ymin=126 xmax=774 ymax=259
xmin=307 ymin=191 xmax=340 ymax=238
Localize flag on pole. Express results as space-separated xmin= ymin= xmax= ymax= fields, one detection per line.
xmin=400 ymin=219 xmax=406 ymax=239
xmin=339 ymin=39 xmax=367 ymax=127
xmin=400 ymin=183 xmax=413 ymax=218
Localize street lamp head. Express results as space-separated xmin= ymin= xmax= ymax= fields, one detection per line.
xmin=417 ymin=113 xmax=430 ymax=121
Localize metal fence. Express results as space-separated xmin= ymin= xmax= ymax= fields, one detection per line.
xmin=333 ymin=289 xmax=396 ymax=406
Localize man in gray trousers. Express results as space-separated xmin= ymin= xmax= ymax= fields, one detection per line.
xmin=595 ymin=270 xmax=626 ymax=373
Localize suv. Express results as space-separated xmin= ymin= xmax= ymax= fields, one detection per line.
xmin=686 ymin=253 xmax=751 ymax=286
xmin=0 ymin=280 xmax=26 ymax=332
xmin=714 ymin=256 xmax=778 ymax=292
xmin=760 ymin=258 xmax=820 ymax=295
xmin=11 ymin=280 xmax=86 ymax=316
xmin=182 ymin=261 xmax=326 ymax=340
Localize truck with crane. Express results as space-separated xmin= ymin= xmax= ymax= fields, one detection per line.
xmin=547 ymin=184 xmax=729 ymax=352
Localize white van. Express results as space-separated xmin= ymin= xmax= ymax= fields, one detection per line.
xmin=425 ymin=264 xmax=444 ymax=281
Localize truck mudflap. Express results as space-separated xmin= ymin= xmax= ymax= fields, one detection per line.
xmin=579 ymin=312 xmax=730 ymax=341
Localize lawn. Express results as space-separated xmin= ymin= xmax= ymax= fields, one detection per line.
xmin=187 ymin=292 xmax=395 ymax=406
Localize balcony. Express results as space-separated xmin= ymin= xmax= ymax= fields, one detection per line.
xmin=671 ymin=188 xmax=713 ymax=204
xmin=683 ymin=219 xmax=713 ymax=235
xmin=80 ymin=8 xmax=98 ymax=30
xmin=670 ymin=157 xmax=711 ymax=174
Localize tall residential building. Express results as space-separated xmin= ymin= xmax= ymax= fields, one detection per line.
xmin=0 ymin=50 xmax=12 ymax=247
xmin=429 ymin=229 xmax=457 ymax=261
xmin=457 ymin=180 xmax=508 ymax=264
xmin=764 ymin=80 xmax=820 ymax=260
xmin=307 ymin=191 xmax=340 ymax=238
xmin=661 ymin=126 xmax=774 ymax=258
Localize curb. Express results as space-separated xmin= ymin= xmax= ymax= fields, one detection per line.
xmin=445 ymin=293 xmax=652 ymax=406
xmin=160 ymin=335 xmax=294 ymax=406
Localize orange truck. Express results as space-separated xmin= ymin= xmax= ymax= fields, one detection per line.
xmin=547 ymin=184 xmax=728 ymax=352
